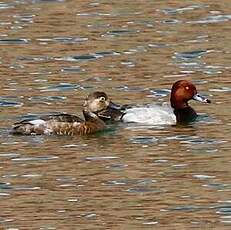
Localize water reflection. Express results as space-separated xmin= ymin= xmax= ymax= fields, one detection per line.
xmin=0 ymin=38 xmax=29 ymax=44
xmin=189 ymin=14 xmax=231 ymax=24
xmin=0 ymin=0 xmax=230 ymax=229
xmin=160 ymin=5 xmax=207 ymax=15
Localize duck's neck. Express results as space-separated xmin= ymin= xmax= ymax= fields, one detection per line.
xmin=171 ymin=97 xmax=197 ymax=122
xmin=83 ymin=110 xmax=106 ymax=127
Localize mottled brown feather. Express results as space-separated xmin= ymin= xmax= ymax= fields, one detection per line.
xmin=12 ymin=91 xmax=114 ymax=136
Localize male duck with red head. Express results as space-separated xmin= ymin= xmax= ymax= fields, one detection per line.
xmin=120 ymin=80 xmax=211 ymax=125
xmin=170 ymin=80 xmax=211 ymax=123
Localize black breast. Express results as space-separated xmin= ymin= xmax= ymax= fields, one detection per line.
xmin=174 ymin=106 xmax=197 ymax=123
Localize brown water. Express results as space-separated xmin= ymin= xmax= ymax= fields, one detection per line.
xmin=0 ymin=0 xmax=231 ymax=229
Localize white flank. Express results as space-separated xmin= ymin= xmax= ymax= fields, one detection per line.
xmin=122 ymin=104 xmax=176 ymax=125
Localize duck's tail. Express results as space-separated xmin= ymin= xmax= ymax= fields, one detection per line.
xmin=11 ymin=119 xmax=47 ymax=135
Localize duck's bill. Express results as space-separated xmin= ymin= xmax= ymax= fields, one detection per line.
xmin=98 ymin=101 xmax=124 ymax=121
xmin=193 ymin=94 xmax=211 ymax=103
xmin=108 ymin=101 xmax=123 ymax=110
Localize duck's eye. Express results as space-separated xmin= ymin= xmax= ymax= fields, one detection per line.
xmin=99 ymin=96 xmax=106 ymax=101
xmin=185 ymin=86 xmax=189 ymax=90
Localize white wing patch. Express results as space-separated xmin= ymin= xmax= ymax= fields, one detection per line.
xmin=29 ymin=119 xmax=46 ymax=126
xmin=29 ymin=119 xmax=53 ymax=134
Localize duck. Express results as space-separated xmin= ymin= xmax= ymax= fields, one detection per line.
xmin=102 ymin=80 xmax=211 ymax=125
xmin=12 ymin=91 xmax=120 ymax=136
xmin=170 ymin=80 xmax=211 ymax=123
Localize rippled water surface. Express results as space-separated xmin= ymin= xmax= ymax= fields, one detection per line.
xmin=0 ymin=0 xmax=231 ymax=229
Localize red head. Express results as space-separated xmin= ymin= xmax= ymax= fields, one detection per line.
xmin=170 ymin=80 xmax=211 ymax=109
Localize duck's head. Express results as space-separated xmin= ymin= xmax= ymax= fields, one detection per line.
xmin=170 ymin=80 xmax=211 ymax=109
xmin=83 ymin=91 xmax=110 ymax=114
xmin=83 ymin=91 xmax=120 ymax=114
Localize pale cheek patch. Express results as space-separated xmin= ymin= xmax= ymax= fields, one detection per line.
xmin=89 ymin=99 xmax=100 ymax=112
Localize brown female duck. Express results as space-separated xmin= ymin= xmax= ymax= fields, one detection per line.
xmin=12 ymin=92 xmax=118 ymax=136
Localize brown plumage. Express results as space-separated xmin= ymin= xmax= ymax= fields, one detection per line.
xmin=12 ymin=92 xmax=115 ymax=136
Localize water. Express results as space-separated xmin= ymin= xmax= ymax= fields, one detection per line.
xmin=0 ymin=0 xmax=231 ymax=229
